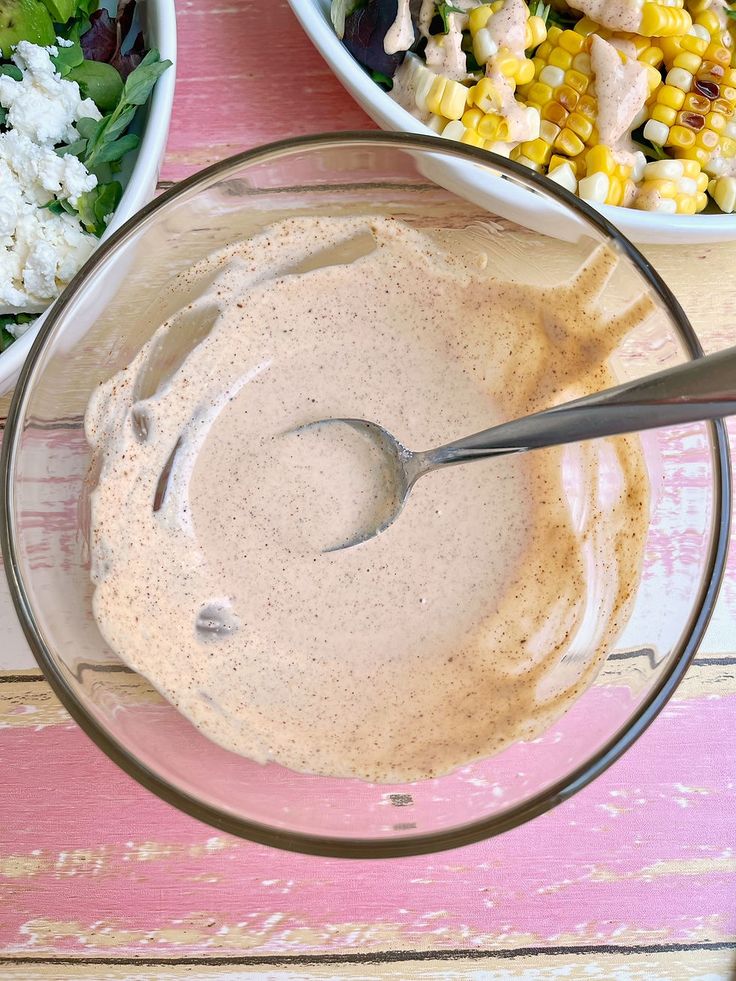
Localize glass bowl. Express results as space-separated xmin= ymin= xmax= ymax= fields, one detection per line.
xmin=1 ymin=133 xmax=730 ymax=858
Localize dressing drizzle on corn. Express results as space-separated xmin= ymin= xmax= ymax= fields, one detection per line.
xmin=358 ymin=0 xmax=736 ymax=214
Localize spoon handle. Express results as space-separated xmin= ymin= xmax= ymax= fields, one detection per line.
xmin=423 ymin=344 xmax=736 ymax=469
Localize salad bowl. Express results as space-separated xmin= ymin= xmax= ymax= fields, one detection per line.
xmin=0 ymin=0 xmax=176 ymax=394
xmin=288 ymin=0 xmax=736 ymax=246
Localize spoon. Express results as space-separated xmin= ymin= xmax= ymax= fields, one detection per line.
xmin=297 ymin=344 xmax=736 ymax=552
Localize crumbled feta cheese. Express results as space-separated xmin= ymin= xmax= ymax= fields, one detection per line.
xmin=0 ymin=41 xmax=101 ymax=146
xmin=5 ymin=315 xmax=37 ymax=338
xmin=56 ymin=36 xmax=75 ymax=48
xmin=0 ymin=203 xmax=96 ymax=311
xmin=0 ymin=42 xmax=104 ymax=317
xmin=0 ymin=130 xmax=97 ymax=207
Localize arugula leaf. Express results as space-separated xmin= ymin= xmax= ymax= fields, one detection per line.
xmin=75 ymin=180 xmax=122 ymax=235
xmin=726 ymin=6 xmax=736 ymax=20
xmin=437 ymin=1 xmax=462 ymax=33
xmin=67 ymin=59 xmax=123 ymax=111
xmin=0 ymin=65 xmax=23 ymax=81
xmin=0 ymin=107 xmax=6 ymax=126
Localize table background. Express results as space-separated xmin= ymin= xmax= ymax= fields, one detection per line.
xmin=1 ymin=1 xmax=736 ymax=978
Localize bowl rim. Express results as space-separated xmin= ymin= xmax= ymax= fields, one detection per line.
xmin=1 ymin=131 xmax=731 ymax=859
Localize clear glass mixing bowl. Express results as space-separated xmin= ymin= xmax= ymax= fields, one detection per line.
xmin=1 ymin=134 xmax=730 ymax=857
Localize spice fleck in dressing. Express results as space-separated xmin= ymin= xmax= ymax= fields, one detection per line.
xmin=86 ymin=217 xmax=649 ymax=783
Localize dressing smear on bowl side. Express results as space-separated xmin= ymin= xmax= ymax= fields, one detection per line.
xmin=86 ymin=216 xmax=650 ymax=783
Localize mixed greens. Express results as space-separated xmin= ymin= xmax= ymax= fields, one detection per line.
xmin=0 ymin=0 xmax=171 ymax=349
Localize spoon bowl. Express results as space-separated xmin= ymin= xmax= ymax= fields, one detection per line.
xmin=306 ymin=344 xmax=736 ymax=552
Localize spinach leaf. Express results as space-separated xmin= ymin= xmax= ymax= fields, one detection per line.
xmin=67 ymin=59 xmax=123 ymax=111
xmin=51 ymin=40 xmax=84 ymax=76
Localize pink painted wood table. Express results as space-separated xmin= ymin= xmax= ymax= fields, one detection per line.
xmin=2 ymin=2 xmax=736 ymax=978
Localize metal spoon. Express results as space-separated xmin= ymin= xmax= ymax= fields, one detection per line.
xmin=299 ymin=344 xmax=736 ymax=552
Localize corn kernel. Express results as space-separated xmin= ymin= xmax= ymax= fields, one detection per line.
xmin=572 ymin=52 xmax=591 ymax=75
xmin=470 ymin=77 xmax=502 ymax=113
xmin=643 ymin=159 xmax=683 ymax=180
xmin=666 ymin=67 xmax=694 ymax=90
xmin=542 ymin=101 xmax=569 ymax=126
xmin=586 ymin=144 xmax=616 ymax=176
xmin=521 ymin=137 xmax=553 ymax=165
xmin=577 ymin=94 xmax=597 ymax=118
xmin=680 ymin=34 xmax=708 ymax=56
xmin=667 ymin=124 xmax=698 ymax=147
xmin=567 ymin=110 xmax=594 ymax=140
xmin=539 ymin=65 xmax=566 ymax=88
xmin=547 ymin=160 xmax=578 ymax=192
xmin=573 ymin=17 xmax=596 ymax=37
xmin=478 ymin=112 xmax=502 ymax=139
xmin=658 ymin=84 xmax=687 ymax=110
xmin=440 ymin=119 xmax=465 ymax=141
xmin=473 ymin=28 xmax=498 ymax=66
xmin=709 ymin=174 xmax=736 ymax=211
xmin=526 ymin=15 xmax=547 ymax=50
xmin=526 ymin=81 xmax=553 ymax=106
xmin=555 ymin=127 xmax=585 ymax=156
xmin=516 ymin=58 xmax=536 ymax=85
xmin=683 ymin=92 xmax=710 ymax=114
xmin=706 ymin=110 xmax=727 ymax=132
xmin=673 ymin=51 xmax=702 ymax=74
xmin=644 ymin=118 xmax=670 ymax=144
xmin=468 ymin=4 xmax=493 ymax=34
xmin=558 ymin=29 xmax=585 ymax=54
xmin=696 ymin=127 xmax=720 ymax=149
xmin=462 ymin=107 xmax=483 ymax=129
xmin=539 ymin=119 xmax=561 ymax=143
xmin=605 ymin=176 xmax=624 ymax=205
xmin=565 ymin=69 xmax=590 ymax=94
xmin=558 ymin=84 xmax=581 ymax=110
xmin=578 ymin=172 xmax=609 ymax=203
xmin=641 ymin=45 xmax=664 ymax=67
xmin=460 ymin=127 xmax=485 ymax=147
xmin=652 ymin=104 xmax=678 ymax=125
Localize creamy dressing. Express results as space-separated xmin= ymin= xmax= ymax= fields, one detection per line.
xmin=425 ymin=11 xmax=469 ymax=79
xmin=487 ymin=65 xmax=536 ymax=140
xmin=565 ymin=0 xmax=642 ymax=33
xmin=591 ymin=35 xmax=648 ymax=164
xmin=87 ymin=217 xmax=650 ymax=783
xmin=487 ymin=0 xmax=528 ymax=59
xmin=384 ymin=0 xmax=414 ymax=54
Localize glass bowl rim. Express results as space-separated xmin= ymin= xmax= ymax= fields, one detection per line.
xmin=1 ymin=131 xmax=731 ymax=859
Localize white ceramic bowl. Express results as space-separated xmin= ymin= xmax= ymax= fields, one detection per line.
xmin=288 ymin=0 xmax=736 ymax=246
xmin=0 ymin=0 xmax=177 ymax=394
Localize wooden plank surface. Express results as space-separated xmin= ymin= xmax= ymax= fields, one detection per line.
xmin=1 ymin=0 xmax=736 ymax=977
